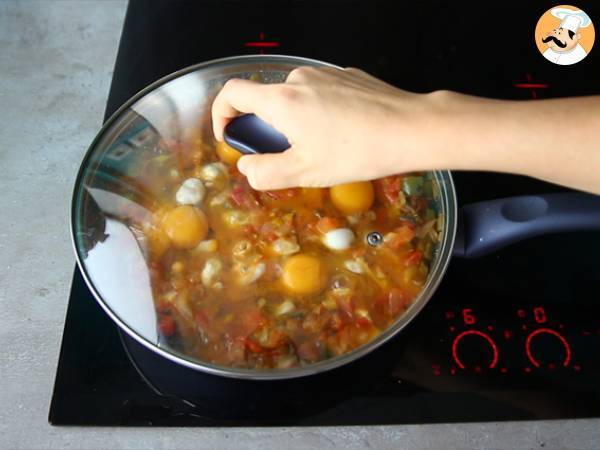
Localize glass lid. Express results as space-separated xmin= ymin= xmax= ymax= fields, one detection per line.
xmin=72 ymin=55 xmax=454 ymax=378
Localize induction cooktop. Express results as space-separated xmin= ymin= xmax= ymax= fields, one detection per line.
xmin=50 ymin=0 xmax=600 ymax=426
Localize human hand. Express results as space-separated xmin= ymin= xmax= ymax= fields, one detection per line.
xmin=211 ymin=66 xmax=442 ymax=190
xmin=213 ymin=66 xmax=600 ymax=194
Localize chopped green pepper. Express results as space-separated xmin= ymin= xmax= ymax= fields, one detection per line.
xmin=403 ymin=176 xmax=424 ymax=196
xmin=423 ymin=179 xmax=434 ymax=196
xmin=425 ymin=207 xmax=436 ymax=221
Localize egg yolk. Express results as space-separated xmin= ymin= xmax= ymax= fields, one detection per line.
xmin=161 ymin=205 xmax=208 ymax=249
xmin=282 ymin=254 xmax=326 ymax=295
xmin=216 ymin=141 xmax=242 ymax=165
xmin=144 ymin=224 xmax=171 ymax=258
xmin=329 ymin=181 xmax=374 ymax=214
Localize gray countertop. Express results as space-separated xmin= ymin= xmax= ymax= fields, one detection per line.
xmin=0 ymin=1 xmax=598 ymax=449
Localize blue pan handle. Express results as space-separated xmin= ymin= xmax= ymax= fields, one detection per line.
xmin=224 ymin=114 xmax=290 ymax=154
xmin=453 ymin=193 xmax=600 ymax=258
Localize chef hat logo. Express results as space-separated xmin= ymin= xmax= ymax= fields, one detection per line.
xmin=551 ymin=7 xmax=592 ymax=33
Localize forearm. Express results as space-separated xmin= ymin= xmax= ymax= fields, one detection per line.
xmin=413 ymin=92 xmax=600 ymax=194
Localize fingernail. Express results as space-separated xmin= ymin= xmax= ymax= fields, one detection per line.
xmin=237 ymin=156 xmax=248 ymax=175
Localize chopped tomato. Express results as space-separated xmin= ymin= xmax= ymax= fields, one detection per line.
xmin=230 ymin=185 xmax=246 ymax=205
xmin=381 ymin=176 xmax=402 ymax=203
xmin=231 ymin=184 xmax=258 ymax=208
xmin=386 ymin=288 xmax=408 ymax=316
xmin=241 ymin=310 xmax=267 ymax=335
xmin=405 ymin=249 xmax=423 ymax=266
xmin=375 ymin=206 xmax=388 ymax=225
xmin=387 ymin=224 xmax=415 ymax=250
xmin=245 ymin=337 xmax=263 ymax=353
xmin=258 ymin=222 xmax=279 ymax=242
xmin=304 ymin=220 xmax=317 ymax=234
xmin=355 ymin=315 xmax=372 ymax=328
xmin=158 ymin=315 xmax=176 ymax=336
xmin=259 ymin=222 xmax=275 ymax=235
xmin=243 ymin=224 xmax=258 ymax=236
xmin=298 ymin=341 xmax=320 ymax=361
xmin=316 ymin=216 xmax=340 ymax=234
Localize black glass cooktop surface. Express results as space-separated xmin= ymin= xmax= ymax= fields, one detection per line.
xmin=50 ymin=0 xmax=600 ymax=426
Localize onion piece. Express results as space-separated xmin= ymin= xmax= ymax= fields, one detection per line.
xmin=238 ymin=262 xmax=266 ymax=285
xmin=356 ymin=309 xmax=371 ymax=320
xmin=275 ymin=300 xmax=296 ymax=316
xmin=272 ymin=238 xmax=300 ymax=255
xmin=223 ymin=210 xmax=250 ymax=226
xmin=201 ymin=258 xmax=222 ymax=288
xmin=343 ymin=259 xmax=364 ymax=274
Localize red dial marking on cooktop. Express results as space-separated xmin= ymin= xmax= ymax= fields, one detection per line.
xmin=525 ymin=328 xmax=571 ymax=368
xmin=452 ymin=330 xmax=499 ymax=370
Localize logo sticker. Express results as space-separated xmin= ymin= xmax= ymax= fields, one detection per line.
xmin=535 ymin=5 xmax=595 ymax=66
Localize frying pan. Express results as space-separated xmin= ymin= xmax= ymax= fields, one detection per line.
xmin=71 ymin=55 xmax=600 ymax=379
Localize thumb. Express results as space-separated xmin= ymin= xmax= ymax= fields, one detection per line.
xmin=237 ymin=151 xmax=302 ymax=190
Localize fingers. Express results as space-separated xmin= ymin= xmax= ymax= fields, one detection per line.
xmin=212 ymin=66 xmax=368 ymax=141
xmin=344 ymin=66 xmax=370 ymax=77
xmin=237 ymin=151 xmax=302 ymax=190
xmin=211 ymin=78 xmax=267 ymax=141
xmin=286 ymin=65 xmax=335 ymax=83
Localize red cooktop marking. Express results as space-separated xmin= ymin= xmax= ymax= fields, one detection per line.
xmin=514 ymin=83 xmax=549 ymax=88
xmin=244 ymin=32 xmax=280 ymax=54
xmin=513 ymin=74 xmax=549 ymax=99
xmin=244 ymin=42 xmax=280 ymax=48
xmin=452 ymin=330 xmax=499 ymax=370
xmin=525 ymin=328 xmax=571 ymax=368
